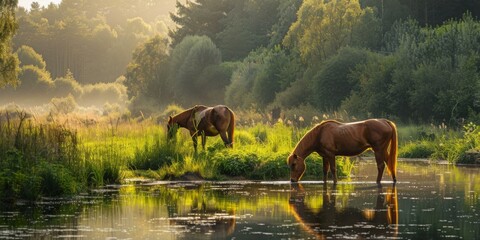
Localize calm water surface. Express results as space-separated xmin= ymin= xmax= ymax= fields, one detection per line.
xmin=1 ymin=161 xmax=479 ymax=239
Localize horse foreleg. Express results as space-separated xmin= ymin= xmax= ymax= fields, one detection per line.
xmin=322 ymin=159 xmax=330 ymax=184
xmin=190 ymin=131 xmax=198 ymax=151
xmin=374 ymin=150 xmax=387 ymax=184
xmin=201 ymin=132 xmax=206 ymax=150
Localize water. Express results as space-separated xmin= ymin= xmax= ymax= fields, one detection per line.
xmin=1 ymin=160 xmax=479 ymax=239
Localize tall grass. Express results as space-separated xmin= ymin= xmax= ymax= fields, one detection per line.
xmin=397 ymin=122 xmax=480 ymax=163
xmin=0 ymin=111 xmax=82 ymax=200
xmin=3 ymin=108 xmax=477 ymax=201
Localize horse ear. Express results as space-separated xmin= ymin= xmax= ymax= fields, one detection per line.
xmin=169 ymin=116 xmax=172 ymax=122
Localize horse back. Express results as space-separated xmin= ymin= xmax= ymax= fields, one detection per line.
xmin=319 ymin=119 xmax=392 ymax=155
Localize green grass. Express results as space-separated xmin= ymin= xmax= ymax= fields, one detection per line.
xmin=1 ymin=110 xmax=479 ymax=201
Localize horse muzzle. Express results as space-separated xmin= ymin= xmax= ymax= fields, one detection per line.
xmin=290 ymin=178 xmax=298 ymax=183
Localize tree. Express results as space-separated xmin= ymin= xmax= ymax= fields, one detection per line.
xmin=0 ymin=0 xmax=19 ymax=88
xmin=168 ymin=35 xmax=222 ymax=105
xmin=310 ymin=47 xmax=370 ymax=111
xmin=124 ymin=35 xmax=170 ymax=104
xmin=169 ymin=0 xmax=233 ymax=47
xmin=16 ymin=45 xmax=46 ymax=69
xmin=269 ymin=0 xmax=302 ymax=48
xmin=341 ymin=53 xmax=396 ymax=118
xmin=216 ymin=0 xmax=281 ymax=60
xmin=283 ymin=0 xmax=378 ymax=64
xmin=170 ymin=0 xmax=283 ymax=61
xmin=225 ymin=47 xmax=303 ymax=109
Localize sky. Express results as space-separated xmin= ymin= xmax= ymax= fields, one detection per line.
xmin=18 ymin=0 xmax=62 ymax=10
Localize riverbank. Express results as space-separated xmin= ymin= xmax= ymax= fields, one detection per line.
xmin=1 ymin=112 xmax=479 ymax=201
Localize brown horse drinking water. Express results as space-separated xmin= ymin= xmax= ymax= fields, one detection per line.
xmin=167 ymin=105 xmax=235 ymax=151
xmin=288 ymin=119 xmax=397 ymax=184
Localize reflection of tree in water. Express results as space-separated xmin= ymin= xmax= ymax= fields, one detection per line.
xmin=289 ymin=184 xmax=398 ymax=239
xmin=164 ymin=184 xmax=236 ymax=239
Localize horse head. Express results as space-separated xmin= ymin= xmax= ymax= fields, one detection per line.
xmin=167 ymin=116 xmax=178 ymax=140
xmin=288 ymin=154 xmax=306 ymax=182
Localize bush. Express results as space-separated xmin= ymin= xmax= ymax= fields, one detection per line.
xmin=215 ymin=152 xmax=259 ymax=177
xmin=50 ymin=94 xmax=78 ymax=115
xmin=250 ymin=153 xmax=289 ymax=180
xmin=79 ymin=82 xmax=128 ymax=107
xmin=399 ymin=141 xmax=435 ymax=158
xmin=38 ymin=162 xmax=80 ymax=196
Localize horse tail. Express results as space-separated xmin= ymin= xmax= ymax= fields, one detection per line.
xmin=385 ymin=120 xmax=398 ymax=180
xmin=227 ymin=108 xmax=235 ymax=147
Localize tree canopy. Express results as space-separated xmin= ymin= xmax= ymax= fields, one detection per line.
xmin=0 ymin=0 xmax=19 ymax=88
xmin=4 ymin=0 xmax=480 ymax=124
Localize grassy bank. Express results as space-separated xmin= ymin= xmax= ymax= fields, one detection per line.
xmin=1 ymin=110 xmax=479 ymax=201
xmin=398 ymin=122 xmax=480 ymax=163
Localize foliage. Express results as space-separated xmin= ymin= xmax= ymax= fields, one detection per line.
xmin=124 ymin=35 xmax=170 ymax=103
xmin=399 ymin=141 xmax=435 ymax=159
xmin=4 ymin=0 xmax=480 ymax=125
xmin=215 ymin=152 xmax=259 ymax=177
xmin=283 ymin=0 xmax=378 ymax=64
xmin=16 ymin=45 xmax=46 ymax=69
xmin=268 ymin=0 xmax=302 ymax=48
xmin=341 ymin=52 xmax=395 ymax=117
xmin=14 ymin=0 xmax=174 ymax=84
xmin=50 ymin=94 xmax=78 ymax=115
xmin=170 ymin=0 xmax=282 ymax=61
xmin=0 ymin=56 xmax=127 ymax=109
xmin=310 ymin=47 xmax=371 ymax=111
xmin=129 ymin=137 xmax=180 ymax=170
xmin=37 ymin=162 xmax=79 ymax=196
xmin=0 ymin=0 xmax=19 ymax=88
xmin=225 ymin=47 xmax=302 ymax=109
xmin=0 ymin=113 xmax=84 ymax=200
xmin=168 ymin=35 xmax=222 ymax=106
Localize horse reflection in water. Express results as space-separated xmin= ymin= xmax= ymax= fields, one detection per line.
xmin=289 ymin=184 xmax=398 ymax=239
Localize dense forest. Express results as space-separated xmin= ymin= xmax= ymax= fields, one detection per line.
xmin=1 ymin=0 xmax=480 ymax=124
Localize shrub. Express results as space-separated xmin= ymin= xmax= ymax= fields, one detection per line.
xmin=215 ymin=152 xmax=259 ymax=177
xmin=50 ymin=94 xmax=78 ymax=115
xmin=79 ymin=82 xmax=128 ymax=107
xmin=399 ymin=141 xmax=435 ymax=158
xmin=250 ymin=153 xmax=289 ymax=180
xmin=38 ymin=162 xmax=79 ymax=196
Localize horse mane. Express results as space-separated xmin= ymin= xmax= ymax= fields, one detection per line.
xmin=172 ymin=107 xmax=196 ymax=127
xmin=293 ymin=120 xmax=342 ymax=158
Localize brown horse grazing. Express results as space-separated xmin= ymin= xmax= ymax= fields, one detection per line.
xmin=167 ymin=105 xmax=235 ymax=151
xmin=288 ymin=119 xmax=397 ymax=184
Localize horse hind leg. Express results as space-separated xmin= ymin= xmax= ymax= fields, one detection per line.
xmin=219 ymin=131 xmax=231 ymax=148
xmin=374 ymin=149 xmax=387 ymax=184
xmin=324 ymin=155 xmax=337 ymax=185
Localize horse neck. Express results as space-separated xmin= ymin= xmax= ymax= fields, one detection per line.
xmin=294 ymin=127 xmax=319 ymax=159
xmin=173 ymin=108 xmax=194 ymax=128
